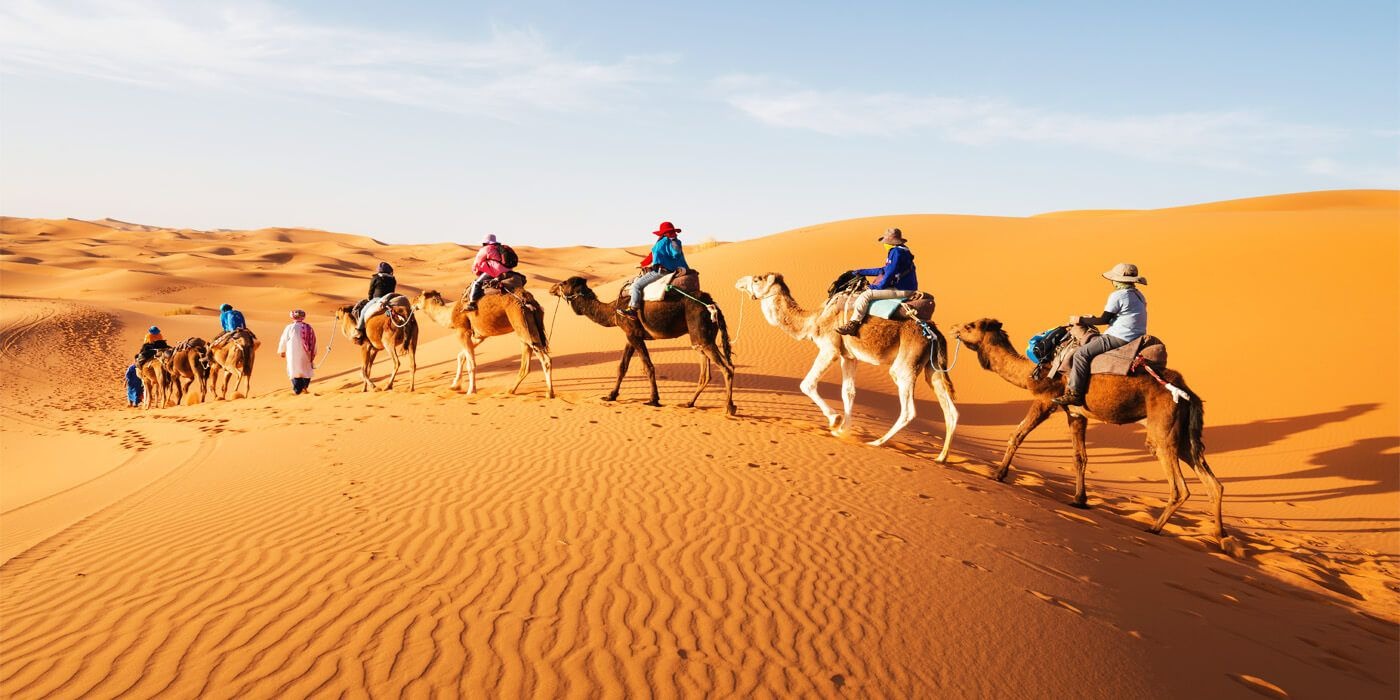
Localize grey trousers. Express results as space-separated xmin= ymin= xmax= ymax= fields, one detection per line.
xmin=1068 ymin=333 xmax=1128 ymax=394
xmin=849 ymin=288 xmax=912 ymax=322
xmin=466 ymin=273 xmax=494 ymax=303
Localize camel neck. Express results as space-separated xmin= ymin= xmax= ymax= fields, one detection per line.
xmin=570 ymin=293 xmax=619 ymax=328
xmin=980 ymin=332 xmax=1037 ymax=390
xmin=761 ymin=288 xmax=815 ymax=339
xmin=421 ymin=298 xmax=456 ymax=327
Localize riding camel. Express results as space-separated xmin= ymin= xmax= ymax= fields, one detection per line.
xmin=951 ymin=318 xmax=1224 ymax=543
xmin=335 ymin=297 xmax=418 ymax=392
xmin=208 ymin=329 xmax=259 ymax=399
xmin=412 ymin=289 xmax=553 ymax=396
xmin=136 ymin=350 xmax=171 ymax=409
xmin=548 ymin=277 xmax=736 ymax=415
xmin=735 ymin=273 xmax=958 ymax=461
xmin=163 ymin=338 xmax=211 ymax=404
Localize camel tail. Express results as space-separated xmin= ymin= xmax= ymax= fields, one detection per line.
xmin=1178 ymin=390 xmax=1210 ymax=472
xmin=715 ymin=304 xmax=734 ymax=365
xmin=925 ymin=324 xmax=956 ymax=400
xmin=527 ymin=301 xmax=549 ymax=352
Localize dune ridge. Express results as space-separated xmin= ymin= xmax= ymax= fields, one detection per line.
xmin=2 ymin=191 xmax=1397 ymax=697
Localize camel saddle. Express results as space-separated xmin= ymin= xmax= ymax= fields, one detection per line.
xmin=1047 ymin=326 xmax=1168 ymax=378
xmin=479 ymin=271 xmax=528 ymax=297
xmin=625 ymin=268 xmax=702 ymax=303
xmin=868 ymin=292 xmax=936 ymax=323
xmin=210 ymin=327 xmax=255 ymax=349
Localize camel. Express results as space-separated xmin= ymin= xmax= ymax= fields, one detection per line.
xmin=335 ymin=298 xmax=418 ymax=392
xmin=208 ymin=329 xmax=259 ymax=400
xmin=163 ymin=338 xmax=211 ymax=404
xmin=136 ymin=350 xmax=171 ymax=409
xmin=735 ymin=273 xmax=958 ymax=461
xmin=951 ymin=318 xmax=1223 ymax=542
xmin=412 ymin=290 xmax=553 ymax=396
xmin=548 ymin=276 xmax=736 ymax=415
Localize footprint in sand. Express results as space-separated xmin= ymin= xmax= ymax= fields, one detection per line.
xmin=1226 ymin=673 xmax=1288 ymax=699
xmin=1027 ymin=589 xmax=1083 ymax=615
xmin=961 ymin=560 xmax=990 ymax=572
xmin=874 ymin=531 xmax=906 ymax=543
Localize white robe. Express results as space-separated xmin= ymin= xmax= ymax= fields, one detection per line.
xmin=278 ymin=321 xmax=317 ymax=379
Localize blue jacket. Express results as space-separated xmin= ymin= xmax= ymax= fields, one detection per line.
xmin=650 ymin=237 xmax=688 ymax=271
xmin=855 ymin=245 xmax=918 ymax=291
xmin=220 ymin=309 xmax=246 ymax=332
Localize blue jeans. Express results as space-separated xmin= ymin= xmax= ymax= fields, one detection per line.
xmin=629 ymin=268 xmax=670 ymax=309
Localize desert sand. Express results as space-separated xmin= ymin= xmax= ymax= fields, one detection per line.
xmin=1 ymin=190 xmax=1397 ymax=697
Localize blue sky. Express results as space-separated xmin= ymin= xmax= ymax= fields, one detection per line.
xmin=2 ymin=0 xmax=1396 ymax=246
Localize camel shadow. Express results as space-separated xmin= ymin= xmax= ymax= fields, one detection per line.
xmin=1223 ymin=435 xmax=1400 ymax=504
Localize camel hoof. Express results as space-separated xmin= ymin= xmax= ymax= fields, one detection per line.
xmin=726 ymin=405 xmax=737 ymax=416
xmin=602 ymin=394 xmax=618 ymax=402
xmin=683 ymin=401 xmax=696 ymax=408
xmin=1145 ymin=526 xmax=1163 ymax=535
xmin=644 ymin=400 xmax=662 ymax=407
xmin=991 ymin=470 xmax=1009 ymax=483
xmin=1068 ymin=500 xmax=1090 ymax=510
xmin=866 ymin=439 xmax=886 ymax=447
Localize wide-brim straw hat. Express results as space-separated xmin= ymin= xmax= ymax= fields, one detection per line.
xmin=1102 ymin=262 xmax=1147 ymax=284
xmin=876 ymin=227 xmax=907 ymax=245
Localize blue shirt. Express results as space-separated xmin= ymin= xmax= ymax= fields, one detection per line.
xmin=220 ymin=309 xmax=246 ymax=332
xmin=650 ymin=237 xmax=688 ymax=270
xmin=1102 ymin=288 xmax=1147 ymax=341
xmin=855 ymin=246 xmax=918 ymax=291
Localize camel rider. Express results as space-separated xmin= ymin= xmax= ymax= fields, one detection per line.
xmin=620 ymin=221 xmax=688 ymax=319
xmin=138 ymin=326 xmax=169 ymax=360
xmin=1053 ymin=263 xmax=1149 ymax=406
xmin=213 ymin=303 xmax=247 ymax=345
xmin=835 ymin=228 xmax=918 ymax=336
xmin=465 ymin=234 xmax=508 ymax=312
xmin=354 ymin=262 xmax=398 ymax=343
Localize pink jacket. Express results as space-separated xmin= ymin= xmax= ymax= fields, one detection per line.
xmin=472 ymin=244 xmax=507 ymax=277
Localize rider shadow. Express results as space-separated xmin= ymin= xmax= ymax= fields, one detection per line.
xmin=1223 ymin=434 xmax=1400 ymax=504
xmin=1081 ymin=402 xmax=1382 ymax=456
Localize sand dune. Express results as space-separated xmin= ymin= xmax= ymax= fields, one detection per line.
xmin=1 ymin=193 xmax=1397 ymax=697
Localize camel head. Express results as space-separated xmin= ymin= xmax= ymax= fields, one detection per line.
xmin=734 ymin=273 xmax=786 ymax=300
xmin=414 ymin=290 xmax=443 ymax=310
xmin=549 ymin=276 xmax=595 ymax=300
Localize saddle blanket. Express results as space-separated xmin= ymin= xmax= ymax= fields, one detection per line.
xmin=868 ymin=293 xmax=935 ymax=322
xmin=1048 ymin=329 xmax=1169 ymax=377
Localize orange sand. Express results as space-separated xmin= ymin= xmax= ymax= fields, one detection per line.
xmin=2 ymin=190 xmax=1397 ymax=697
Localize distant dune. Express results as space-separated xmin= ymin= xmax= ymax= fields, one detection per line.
xmin=2 ymin=191 xmax=1397 ymax=697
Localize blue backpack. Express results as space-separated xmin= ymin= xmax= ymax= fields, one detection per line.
xmin=1026 ymin=326 xmax=1069 ymax=364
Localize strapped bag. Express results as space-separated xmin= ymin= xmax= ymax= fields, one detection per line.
xmin=1026 ymin=326 xmax=1071 ymax=364
xmin=499 ymin=244 xmax=519 ymax=269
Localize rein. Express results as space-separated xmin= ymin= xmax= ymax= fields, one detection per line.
xmin=928 ymin=336 xmax=962 ymax=374
xmin=667 ymin=285 xmax=720 ymax=322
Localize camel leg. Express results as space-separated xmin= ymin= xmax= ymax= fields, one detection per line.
xmin=1147 ymin=421 xmax=1191 ymax=534
xmin=538 ymin=348 xmax=554 ymax=399
xmin=451 ymin=349 xmax=467 ymax=391
xmin=684 ymin=346 xmax=710 ymax=408
xmin=993 ymin=401 xmax=1056 ymax=482
xmin=1066 ymin=411 xmax=1090 ymax=507
xmin=838 ymin=356 xmax=857 ymax=432
xmin=508 ymin=345 xmax=531 ymax=394
xmin=464 ymin=344 xmax=478 ymax=394
xmin=926 ymin=368 xmax=959 ymax=463
xmin=408 ymin=344 xmax=416 ymax=393
xmin=361 ymin=348 xmax=377 ymax=392
xmin=870 ymin=363 xmax=918 ymax=447
xmin=633 ymin=342 xmax=662 ymax=407
xmin=1190 ymin=456 xmax=1226 ymax=541
xmin=799 ymin=346 xmax=843 ymax=433
xmin=384 ymin=345 xmax=400 ymax=391
xmin=696 ymin=341 xmax=736 ymax=415
xmin=604 ymin=344 xmax=636 ymax=402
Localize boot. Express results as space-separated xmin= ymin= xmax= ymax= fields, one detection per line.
xmin=618 ymin=306 xmax=639 ymax=319
xmin=1052 ymin=389 xmax=1084 ymax=406
xmin=464 ymin=301 xmax=478 ymax=312
xmin=835 ymin=318 xmax=862 ymax=336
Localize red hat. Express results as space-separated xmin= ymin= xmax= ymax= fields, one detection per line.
xmin=652 ymin=221 xmax=681 ymax=237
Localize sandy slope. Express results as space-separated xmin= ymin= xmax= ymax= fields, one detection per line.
xmin=1 ymin=190 xmax=1396 ymax=697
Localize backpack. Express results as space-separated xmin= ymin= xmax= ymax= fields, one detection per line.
xmin=1026 ymin=326 xmax=1070 ymax=364
xmin=499 ymin=244 xmax=519 ymax=269
xmin=826 ymin=270 xmax=870 ymax=298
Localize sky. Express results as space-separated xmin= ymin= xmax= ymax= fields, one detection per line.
xmin=1 ymin=0 xmax=1397 ymax=246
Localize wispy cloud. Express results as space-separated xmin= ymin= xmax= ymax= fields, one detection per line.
xmin=716 ymin=74 xmax=1356 ymax=172
xmin=0 ymin=0 xmax=661 ymax=115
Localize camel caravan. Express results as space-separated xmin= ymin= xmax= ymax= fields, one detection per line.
xmin=122 ymin=222 xmax=1227 ymax=547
